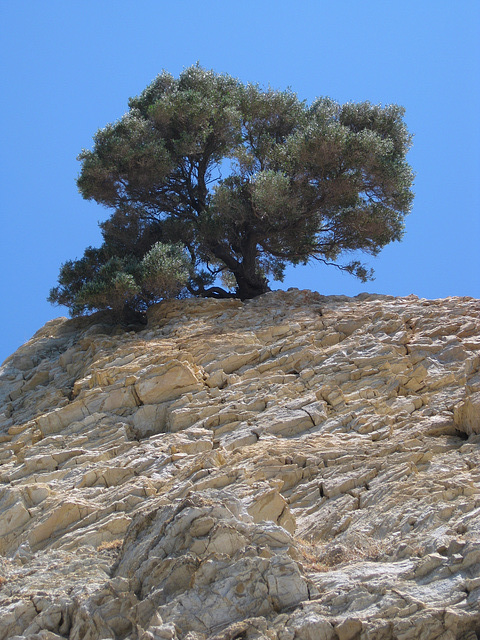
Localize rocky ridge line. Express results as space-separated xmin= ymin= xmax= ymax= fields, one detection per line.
xmin=0 ymin=289 xmax=479 ymax=640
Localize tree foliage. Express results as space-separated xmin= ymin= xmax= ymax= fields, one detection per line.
xmin=49 ymin=65 xmax=414 ymax=317
xmin=48 ymin=242 xmax=190 ymax=319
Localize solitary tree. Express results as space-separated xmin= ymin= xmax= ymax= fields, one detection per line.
xmin=49 ymin=65 xmax=414 ymax=317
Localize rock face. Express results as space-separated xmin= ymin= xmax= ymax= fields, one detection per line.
xmin=0 ymin=289 xmax=479 ymax=640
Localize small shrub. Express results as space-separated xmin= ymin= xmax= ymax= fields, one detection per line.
xmin=97 ymin=539 xmax=123 ymax=552
xmin=296 ymin=536 xmax=388 ymax=572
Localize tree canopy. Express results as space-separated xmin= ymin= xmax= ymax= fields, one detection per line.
xmin=49 ymin=65 xmax=414 ymax=318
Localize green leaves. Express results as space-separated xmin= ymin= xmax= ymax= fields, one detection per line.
xmin=52 ymin=64 xmax=415 ymax=311
xmin=49 ymin=243 xmax=191 ymax=318
xmin=251 ymin=170 xmax=297 ymax=226
xmin=77 ymin=113 xmax=173 ymax=206
xmin=140 ymin=242 xmax=191 ymax=299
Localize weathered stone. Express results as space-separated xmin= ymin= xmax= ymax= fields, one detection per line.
xmin=454 ymin=390 xmax=480 ymax=435
xmin=35 ymin=401 xmax=89 ymax=435
xmin=135 ymin=360 xmax=202 ymax=404
xmin=1 ymin=290 xmax=480 ymax=639
xmin=28 ymin=500 xmax=97 ymax=548
xmin=0 ymin=499 xmax=30 ymax=539
xmin=247 ymin=489 xmax=296 ymax=534
xmin=133 ymin=403 xmax=168 ymax=438
xmin=335 ymin=617 xmax=363 ymax=640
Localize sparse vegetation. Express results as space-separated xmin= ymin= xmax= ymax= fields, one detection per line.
xmin=297 ymin=537 xmax=390 ymax=572
xmin=97 ymin=539 xmax=123 ymax=552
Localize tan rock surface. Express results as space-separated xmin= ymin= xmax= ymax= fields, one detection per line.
xmin=0 ymin=289 xmax=479 ymax=639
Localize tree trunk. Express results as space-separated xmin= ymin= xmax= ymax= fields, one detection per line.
xmin=234 ymin=231 xmax=270 ymax=299
xmin=233 ymin=268 xmax=269 ymax=299
xmin=209 ymin=234 xmax=270 ymax=300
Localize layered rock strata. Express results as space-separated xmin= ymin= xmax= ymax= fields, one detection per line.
xmin=0 ymin=289 xmax=479 ymax=640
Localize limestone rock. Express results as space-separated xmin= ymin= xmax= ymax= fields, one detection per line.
xmin=454 ymin=390 xmax=480 ymax=435
xmin=1 ymin=290 xmax=480 ymax=639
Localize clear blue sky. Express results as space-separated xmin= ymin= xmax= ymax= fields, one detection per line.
xmin=1 ymin=1 xmax=479 ymax=364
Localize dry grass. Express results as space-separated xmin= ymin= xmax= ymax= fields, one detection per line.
xmin=296 ymin=536 xmax=388 ymax=572
xmin=97 ymin=539 xmax=123 ymax=552
xmin=296 ymin=538 xmax=331 ymax=572
xmin=297 ymin=541 xmax=329 ymax=573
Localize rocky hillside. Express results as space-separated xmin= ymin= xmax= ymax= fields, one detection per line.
xmin=0 ymin=289 xmax=479 ymax=640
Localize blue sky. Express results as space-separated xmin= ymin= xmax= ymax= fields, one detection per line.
xmin=1 ymin=1 xmax=479 ymax=363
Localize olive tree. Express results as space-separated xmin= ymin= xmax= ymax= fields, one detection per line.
xmin=49 ymin=65 xmax=414 ymax=316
